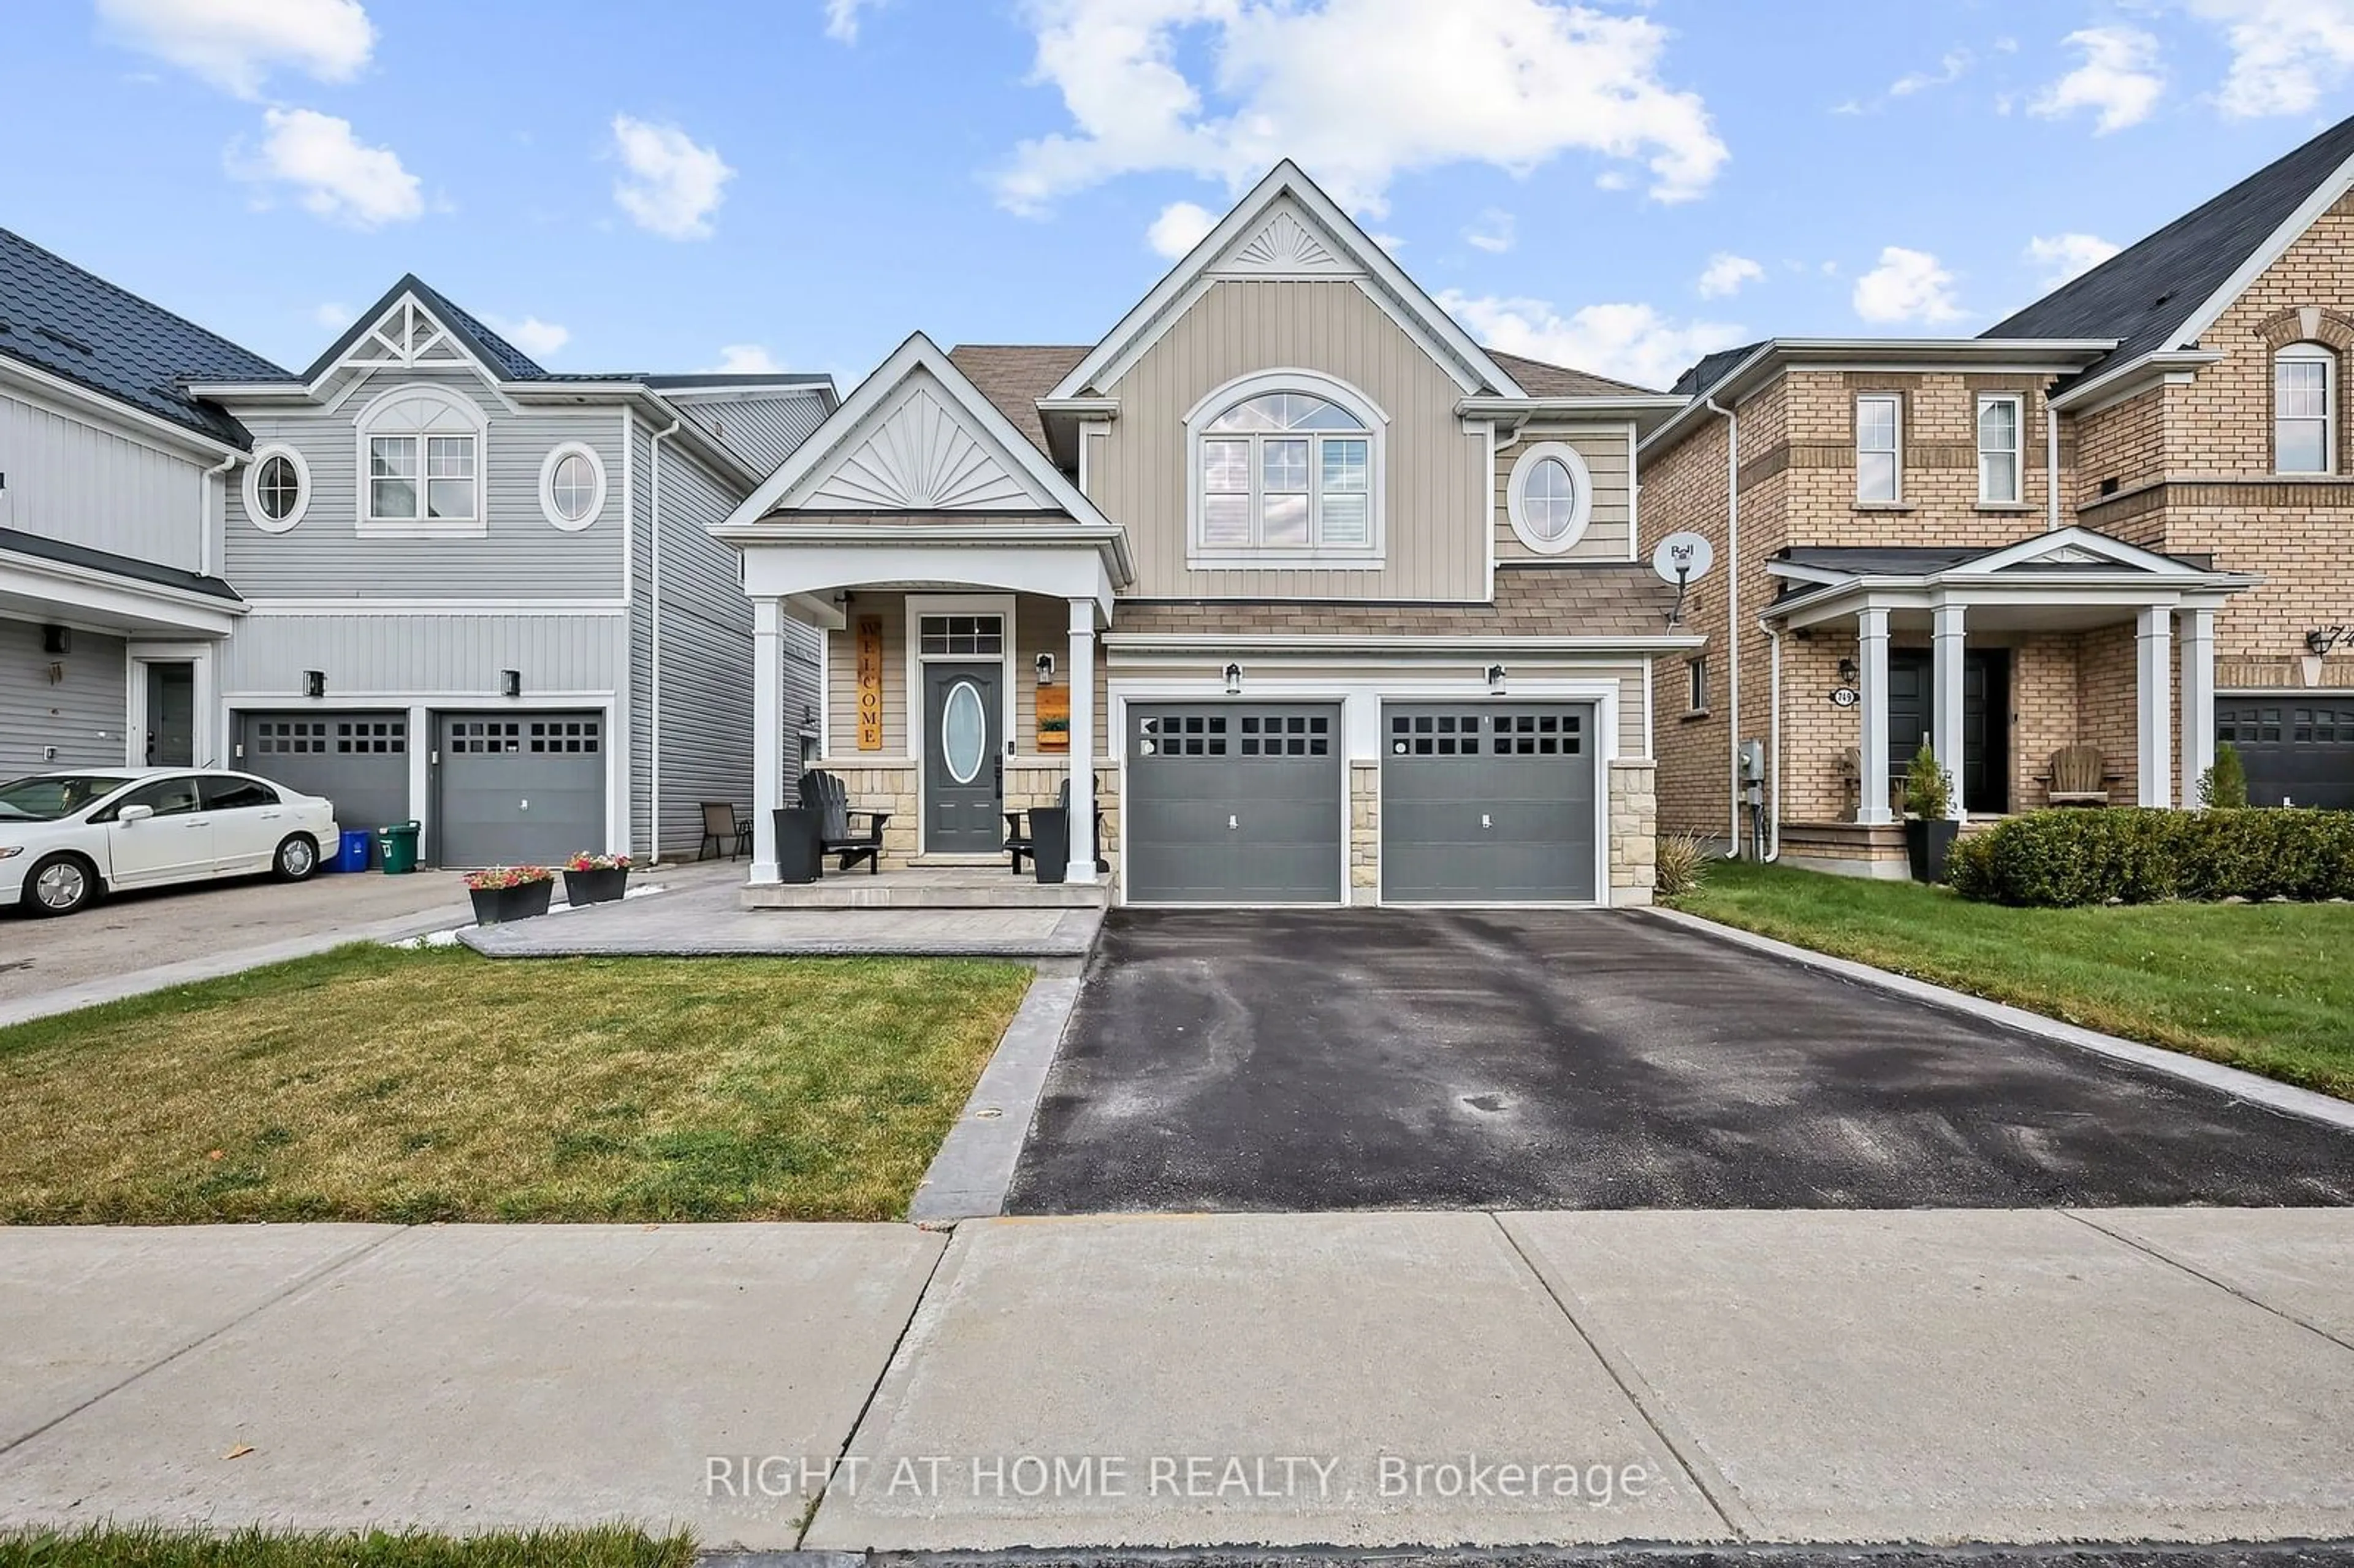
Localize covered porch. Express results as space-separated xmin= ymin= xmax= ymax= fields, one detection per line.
xmin=1762 ymin=531 xmax=2253 ymax=873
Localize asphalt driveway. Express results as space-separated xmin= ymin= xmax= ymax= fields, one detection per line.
xmin=1006 ymin=908 xmax=2354 ymax=1213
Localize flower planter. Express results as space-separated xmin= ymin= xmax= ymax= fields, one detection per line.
xmin=1905 ymin=818 xmax=1959 ymax=885
xmin=563 ymin=867 xmax=629 ymax=906
xmin=468 ymin=880 xmax=554 ymax=924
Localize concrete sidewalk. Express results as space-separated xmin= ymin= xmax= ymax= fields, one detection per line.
xmin=1 ymin=1211 xmax=2349 ymax=1552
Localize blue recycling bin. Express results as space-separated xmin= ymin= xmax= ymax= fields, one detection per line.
xmin=335 ymin=829 xmax=372 ymax=873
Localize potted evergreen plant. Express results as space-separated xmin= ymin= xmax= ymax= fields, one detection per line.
xmin=563 ymin=851 xmax=631 ymax=906
xmin=464 ymin=864 xmax=555 ymax=923
xmin=1902 ymin=742 xmax=1959 ymax=884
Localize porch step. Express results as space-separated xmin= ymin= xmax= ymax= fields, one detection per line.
xmin=741 ymin=869 xmax=1110 ymax=910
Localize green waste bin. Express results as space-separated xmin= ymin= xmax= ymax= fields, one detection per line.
xmin=376 ymin=821 xmax=421 ymax=875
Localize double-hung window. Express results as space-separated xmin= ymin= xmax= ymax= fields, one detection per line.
xmin=1856 ymin=394 xmax=1902 ymax=503
xmin=357 ymin=387 xmax=484 ymax=533
xmin=2276 ymin=343 xmax=2335 ymax=474
xmin=1977 ymin=394 xmax=2022 ymax=504
xmin=1191 ymin=377 xmax=1382 ymax=564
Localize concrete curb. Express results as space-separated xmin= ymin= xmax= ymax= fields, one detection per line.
xmin=907 ymin=972 xmax=1083 ymax=1222
xmin=1637 ymin=905 xmax=2354 ymax=1136
xmin=703 ymin=1546 xmax=2354 ymax=1566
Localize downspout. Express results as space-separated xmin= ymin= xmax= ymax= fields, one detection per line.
xmin=1704 ymin=396 xmax=1740 ymax=857
xmin=2044 ymin=386 xmax=2063 ymax=531
xmin=647 ymin=417 xmax=682 ymax=864
xmin=1761 ymin=618 xmax=1783 ymax=862
xmin=200 ymin=452 xmax=238 ymax=576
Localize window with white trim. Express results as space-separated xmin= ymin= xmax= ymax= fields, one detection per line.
xmin=2276 ymin=343 xmax=2334 ymax=474
xmin=357 ymin=386 xmax=484 ymax=533
xmin=1505 ymin=441 xmax=1594 ymax=554
xmin=539 ymin=441 xmax=607 ymax=530
xmin=1686 ymin=656 xmax=1708 ymax=714
xmin=1856 ymin=394 xmax=1902 ymax=503
xmin=1187 ymin=374 xmax=1383 ymax=564
xmin=1976 ymin=394 xmax=2022 ymax=504
xmin=243 ymin=444 xmax=310 ymax=533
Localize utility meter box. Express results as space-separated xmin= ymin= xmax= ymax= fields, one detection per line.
xmin=1739 ymin=739 xmax=1766 ymax=784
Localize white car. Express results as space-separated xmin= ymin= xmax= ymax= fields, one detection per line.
xmin=0 ymin=769 xmax=340 ymax=918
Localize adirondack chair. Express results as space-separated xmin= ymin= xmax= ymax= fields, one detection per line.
xmin=797 ymin=770 xmax=890 ymax=873
xmin=2043 ymin=744 xmax=2114 ymax=807
xmin=1004 ymin=777 xmax=1109 ymax=875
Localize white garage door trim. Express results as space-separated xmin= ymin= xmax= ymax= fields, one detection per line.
xmin=1377 ymin=699 xmax=1604 ymax=907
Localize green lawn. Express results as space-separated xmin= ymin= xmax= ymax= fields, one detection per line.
xmin=1670 ymin=859 xmax=2354 ymax=1101
xmin=0 ymin=945 xmax=1031 ymax=1224
xmin=0 ymin=1526 xmax=690 ymax=1568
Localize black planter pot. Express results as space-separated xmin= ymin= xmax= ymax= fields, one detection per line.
xmin=469 ymin=879 xmax=554 ymax=924
xmin=1905 ymin=817 xmax=1960 ymax=884
xmin=563 ymin=867 xmax=629 ymax=906
xmin=1030 ymin=806 xmax=1069 ymax=885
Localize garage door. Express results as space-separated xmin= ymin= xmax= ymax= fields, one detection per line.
xmin=1126 ymin=703 xmax=1343 ymax=904
xmin=435 ymin=712 xmax=607 ymax=867
xmin=2219 ymin=699 xmax=2354 ymax=808
xmin=1382 ymin=703 xmax=1598 ymax=903
xmin=237 ymin=712 xmax=410 ymax=835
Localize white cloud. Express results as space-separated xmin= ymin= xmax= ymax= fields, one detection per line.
xmin=1696 ymin=251 xmax=1762 ymax=299
xmin=706 ymin=344 xmax=787 ymax=375
xmin=1853 ymin=246 xmax=1964 ymax=324
xmin=2188 ymin=0 xmax=2354 ymax=117
xmin=232 ymin=108 xmax=421 ymax=229
xmin=995 ymin=0 xmax=1727 ymax=218
xmin=484 ymin=314 xmax=570 ymax=359
xmin=96 ymin=0 xmax=372 ymax=98
xmin=1889 ymin=48 xmax=1973 ymax=97
xmin=1439 ymin=289 xmax=1745 ymax=391
xmin=2030 ymin=26 xmax=2164 ymax=134
xmin=1465 ymin=208 xmax=1516 ymax=253
xmin=823 ymin=0 xmax=889 ymax=42
xmin=611 ymin=115 xmax=734 ymax=240
xmin=311 ymin=301 xmax=348 ymax=328
xmin=2025 ymin=232 xmax=2122 ymax=288
xmin=1146 ymin=199 xmax=1216 ymax=258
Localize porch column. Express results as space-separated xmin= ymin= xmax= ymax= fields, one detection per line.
xmin=1065 ymin=598 xmax=1098 ymax=885
xmin=1856 ymin=606 xmax=1894 ymax=825
xmin=1931 ymin=602 xmax=1967 ymax=821
xmin=2136 ymin=604 xmax=2174 ymax=809
xmin=2180 ymin=606 xmax=2216 ymax=807
xmin=749 ymin=596 xmax=783 ymax=883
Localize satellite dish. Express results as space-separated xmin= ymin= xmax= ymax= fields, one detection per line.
xmin=1651 ymin=532 xmax=1715 ymax=585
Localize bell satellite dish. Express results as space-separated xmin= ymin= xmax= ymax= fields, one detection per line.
xmin=1651 ymin=532 xmax=1713 ymax=626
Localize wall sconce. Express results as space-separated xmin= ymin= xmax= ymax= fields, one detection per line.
xmin=40 ymin=625 xmax=69 ymax=657
xmin=501 ymin=669 xmax=523 ymax=699
xmin=1485 ymin=663 xmax=1507 ymax=694
xmin=2306 ymin=626 xmax=2348 ymax=657
xmin=1034 ymin=652 xmax=1056 ymax=687
xmin=303 ymin=669 xmax=326 ymax=699
xmin=1837 ymin=657 xmax=1858 ymax=683
xmin=1223 ymin=661 xmax=1243 ymax=695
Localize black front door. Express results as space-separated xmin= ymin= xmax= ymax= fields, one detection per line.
xmin=145 ymin=662 xmax=195 ymax=767
xmin=923 ymin=662 xmax=1001 ymax=853
xmin=1887 ymin=650 xmax=2011 ymax=814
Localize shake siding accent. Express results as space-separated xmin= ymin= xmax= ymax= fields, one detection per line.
xmin=222 ymin=368 xmax=624 ymax=598
xmin=1092 ymin=279 xmax=1485 ymax=601
xmin=1493 ymin=425 xmax=1633 ymax=562
xmin=0 ymin=390 xmax=209 ymax=572
xmin=217 ymin=609 xmax=624 ymax=696
xmin=1 ymin=615 xmax=127 ymax=769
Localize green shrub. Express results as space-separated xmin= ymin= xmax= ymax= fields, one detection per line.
xmin=1944 ymin=829 xmax=1997 ymax=899
xmin=1956 ymin=806 xmax=2354 ymax=906
xmin=2199 ymin=742 xmax=2250 ymax=809
xmin=1903 ymin=742 xmax=1952 ymax=820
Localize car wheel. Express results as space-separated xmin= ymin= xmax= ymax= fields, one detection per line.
xmin=273 ymin=834 xmax=321 ymax=883
xmin=23 ymin=853 xmax=99 ymax=917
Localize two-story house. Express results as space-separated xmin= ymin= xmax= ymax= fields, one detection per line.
xmin=1644 ymin=116 xmax=2354 ymax=874
xmin=719 ymin=163 xmax=1698 ymax=906
xmin=1 ymin=237 xmax=836 ymax=867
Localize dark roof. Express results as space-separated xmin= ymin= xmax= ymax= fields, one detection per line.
xmin=1487 ymin=348 xmax=1656 ymax=397
xmin=0 ymin=226 xmax=286 ymax=446
xmin=642 ymin=372 xmax=835 ymax=392
xmin=1772 ymin=538 xmax=2214 ymax=598
xmin=1671 ymin=341 xmax=1766 ymax=398
xmin=298 ymin=274 xmax=547 ymax=382
xmin=948 ymin=344 xmax=1089 ymax=455
xmin=1111 ymin=563 xmax=1679 ymax=641
xmin=0 ymin=526 xmax=242 ymax=601
xmin=1984 ymin=112 xmax=2354 ymax=384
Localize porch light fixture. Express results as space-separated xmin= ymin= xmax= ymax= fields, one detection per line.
xmin=1035 ymin=652 xmax=1056 ymax=686
xmin=303 ymin=669 xmax=326 ymax=699
xmin=40 ymin=625 xmax=68 ymax=657
xmin=2307 ymin=626 xmax=2348 ymax=657
xmin=501 ymin=669 xmax=523 ymax=699
xmin=1223 ymin=662 xmax=1243 ymax=695
xmin=1837 ymin=657 xmax=1858 ymax=682
xmin=1486 ymin=663 xmax=1507 ymax=694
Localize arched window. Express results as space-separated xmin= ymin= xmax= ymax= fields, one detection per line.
xmin=1186 ymin=371 xmax=1384 ymax=564
xmin=355 ymin=385 xmax=486 ymax=533
xmin=2276 ymin=341 xmax=2336 ymax=474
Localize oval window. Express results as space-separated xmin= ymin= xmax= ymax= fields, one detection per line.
xmin=550 ymin=452 xmax=597 ymax=522
xmin=1522 ymin=457 xmax=1579 ymax=541
xmin=256 ymin=455 xmax=303 ymax=522
xmin=941 ymin=680 xmax=986 ymax=784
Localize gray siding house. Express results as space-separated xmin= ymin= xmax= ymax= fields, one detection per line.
xmin=1 ymin=237 xmax=832 ymax=866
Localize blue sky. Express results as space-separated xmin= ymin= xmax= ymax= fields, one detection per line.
xmin=6 ymin=0 xmax=2353 ymax=392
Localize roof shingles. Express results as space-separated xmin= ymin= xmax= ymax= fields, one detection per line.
xmin=1110 ymin=564 xmax=1678 ymax=640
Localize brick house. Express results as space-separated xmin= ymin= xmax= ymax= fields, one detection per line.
xmin=1643 ymin=116 xmax=2354 ymax=875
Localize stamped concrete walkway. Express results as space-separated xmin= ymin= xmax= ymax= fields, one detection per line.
xmin=2 ymin=1209 xmax=2349 ymax=1553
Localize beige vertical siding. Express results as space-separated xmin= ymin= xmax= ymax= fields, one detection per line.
xmin=1493 ymin=424 xmax=1635 ymax=563
xmin=1092 ymin=279 xmax=1486 ymax=600
xmin=825 ymin=593 xmax=907 ymax=757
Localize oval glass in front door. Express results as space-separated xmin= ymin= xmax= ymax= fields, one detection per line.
xmin=941 ymin=680 xmax=986 ymax=785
